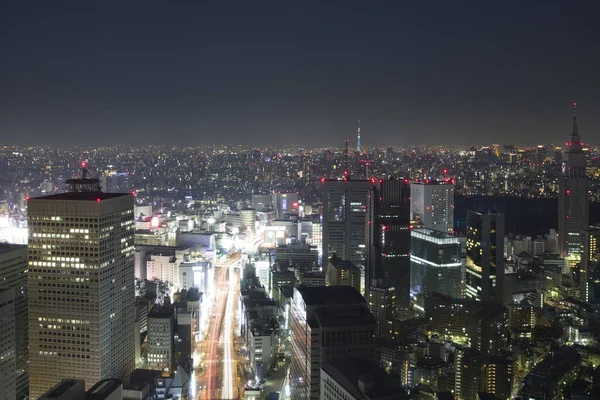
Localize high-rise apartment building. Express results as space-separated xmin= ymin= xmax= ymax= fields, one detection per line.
xmin=465 ymin=210 xmax=505 ymax=303
xmin=366 ymin=179 xmax=411 ymax=309
xmin=27 ymin=187 xmax=135 ymax=397
xmin=410 ymin=180 xmax=454 ymax=234
xmin=0 ymin=243 xmax=29 ymax=399
xmin=558 ymin=103 xmax=589 ymax=259
xmin=322 ymin=179 xmax=372 ymax=270
xmin=410 ymin=228 xmax=462 ymax=312
xmin=290 ymin=286 xmax=377 ymax=400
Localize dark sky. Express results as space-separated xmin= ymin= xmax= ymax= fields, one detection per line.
xmin=2 ymin=1 xmax=600 ymax=147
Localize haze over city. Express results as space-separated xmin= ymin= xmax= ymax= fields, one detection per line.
xmin=3 ymin=0 xmax=600 ymax=146
xmin=4 ymin=2 xmax=600 ymax=400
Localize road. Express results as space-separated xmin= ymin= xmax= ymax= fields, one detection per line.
xmin=199 ymin=252 xmax=241 ymax=400
xmin=221 ymin=258 xmax=237 ymax=399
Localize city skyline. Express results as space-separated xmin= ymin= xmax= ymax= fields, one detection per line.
xmin=4 ymin=2 xmax=600 ymax=399
xmin=3 ymin=1 xmax=600 ymax=146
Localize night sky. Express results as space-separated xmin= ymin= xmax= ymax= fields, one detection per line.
xmin=2 ymin=1 xmax=600 ymax=147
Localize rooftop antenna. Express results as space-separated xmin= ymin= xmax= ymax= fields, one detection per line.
xmin=572 ymin=102 xmax=578 ymax=136
xmin=357 ymin=120 xmax=361 ymax=152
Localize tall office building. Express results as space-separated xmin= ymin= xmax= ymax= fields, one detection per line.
xmin=581 ymin=228 xmax=600 ymax=302
xmin=465 ymin=210 xmax=505 ymax=303
xmin=410 ymin=228 xmax=462 ymax=312
xmin=290 ymin=286 xmax=377 ymax=400
xmin=0 ymin=288 xmax=16 ymax=399
xmin=322 ymin=179 xmax=372 ymax=270
xmin=366 ymin=179 xmax=411 ymax=309
xmin=410 ymin=180 xmax=454 ymax=234
xmin=0 ymin=243 xmax=29 ymax=399
xmin=558 ymin=103 xmax=589 ymax=259
xmin=27 ymin=174 xmax=135 ymax=397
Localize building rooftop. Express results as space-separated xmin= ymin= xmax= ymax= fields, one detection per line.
xmin=473 ymin=304 xmax=508 ymax=320
xmin=40 ymin=379 xmax=85 ymax=399
xmin=329 ymin=256 xmax=360 ymax=271
xmin=30 ymin=192 xmax=129 ymax=201
xmin=149 ymin=304 xmax=174 ymax=318
xmin=296 ymin=285 xmax=366 ymax=307
xmin=313 ymin=305 xmax=377 ymax=329
xmin=411 ymin=179 xmax=454 ymax=186
xmin=0 ymin=242 xmax=26 ymax=254
xmin=86 ymin=379 xmax=122 ymax=400
xmin=321 ymin=358 xmax=408 ymax=399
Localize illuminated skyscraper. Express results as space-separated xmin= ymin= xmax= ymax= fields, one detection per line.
xmin=558 ymin=103 xmax=589 ymax=259
xmin=366 ymin=179 xmax=411 ymax=309
xmin=410 ymin=228 xmax=462 ymax=312
xmin=465 ymin=210 xmax=505 ymax=303
xmin=410 ymin=180 xmax=455 ymax=234
xmin=27 ymin=180 xmax=135 ymax=397
xmin=322 ymin=179 xmax=372 ymax=270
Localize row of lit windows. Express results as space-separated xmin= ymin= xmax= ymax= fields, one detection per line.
xmin=32 ymin=233 xmax=71 ymax=239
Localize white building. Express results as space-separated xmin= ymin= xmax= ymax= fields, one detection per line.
xmin=178 ymin=261 xmax=213 ymax=295
xmin=254 ymin=261 xmax=271 ymax=292
xmin=410 ymin=180 xmax=454 ymax=234
xmin=247 ymin=322 xmax=276 ymax=379
xmin=147 ymin=254 xmax=179 ymax=288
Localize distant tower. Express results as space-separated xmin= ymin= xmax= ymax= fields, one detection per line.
xmin=558 ymin=102 xmax=589 ymax=259
xmin=357 ymin=120 xmax=361 ymax=152
xmin=344 ymin=139 xmax=349 ymax=177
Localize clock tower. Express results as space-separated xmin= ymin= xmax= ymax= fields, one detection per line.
xmin=558 ymin=103 xmax=589 ymax=260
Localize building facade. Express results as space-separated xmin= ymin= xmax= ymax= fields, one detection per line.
xmin=327 ymin=256 xmax=361 ymax=293
xmin=580 ymin=228 xmax=600 ymax=302
xmin=410 ymin=180 xmax=454 ymax=234
xmin=28 ymin=192 xmax=135 ymax=397
xmin=0 ymin=288 xmax=16 ymax=399
xmin=0 ymin=243 xmax=28 ymax=399
xmin=147 ymin=304 xmax=175 ymax=373
xmin=290 ymin=286 xmax=377 ymax=400
xmin=366 ymin=179 xmax=411 ymax=309
xmin=410 ymin=228 xmax=462 ymax=312
xmin=322 ymin=179 xmax=372 ymax=272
